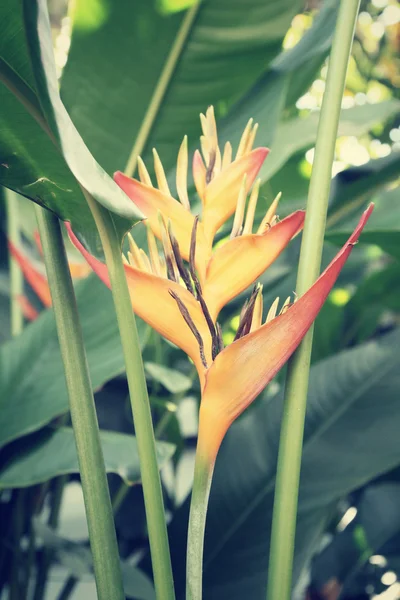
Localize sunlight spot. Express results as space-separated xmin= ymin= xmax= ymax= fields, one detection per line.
xmin=296 ymin=93 xmax=318 ymax=110
xmin=381 ymin=5 xmax=400 ymax=26
xmin=358 ymin=11 xmax=373 ymax=26
xmin=337 ymin=506 xmax=357 ymax=531
xmin=355 ymin=92 xmax=367 ymax=105
xmin=372 ymin=582 xmax=400 ymax=599
xmin=389 ymin=128 xmax=400 ymax=142
xmin=330 ymin=288 xmax=350 ymax=307
xmin=371 ymin=21 xmax=385 ymax=39
xmin=305 ymin=148 xmax=315 ymax=165
xmin=71 ymin=0 xmax=110 ymax=33
xmin=370 ymin=555 xmax=387 ymax=567
xmin=381 ymin=572 xmax=397 ymax=586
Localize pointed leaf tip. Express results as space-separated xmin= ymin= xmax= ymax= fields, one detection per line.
xmin=198 ymin=204 xmax=374 ymax=461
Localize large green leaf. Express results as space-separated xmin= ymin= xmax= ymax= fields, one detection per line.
xmin=327 ymin=151 xmax=400 ymax=224
xmin=167 ymin=328 xmax=400 ymax=598
xmin=218 ymin=0 xmax=341 ymax=150
xmin=260 ymin=100 xmax=400 ymax=182
xmin=327 ymin=186 xmax=400 ymax=259
xmin=0 ymin=426 xmax=174 ymax=488
xmin=0 ymin=274 xmax=147 ymax=448
xmin=0 ymin=0 xmax=140 ymax=252
xmin=61 ymin=0 xmax=303 ymax=176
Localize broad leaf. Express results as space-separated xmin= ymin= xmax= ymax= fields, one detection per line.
xmin=219 ymin=0 xmax=341 ymax=150
xmin=167 ymin=328 xmax=400 ymax=598
xmin=34 ymin=520 xmax=156 ymax=600
xmin=0 ymin=427 xmax=174 ymax=488
xmin=260 ymin=100 xmax=400 ymax=183
xmin=61 ymin=0 xmax=303 ymax=176
xmin=327 ymin=186 xmax=400 ymax=259
xmin=0 ymin=1 xmax=140 ymax=252
xmin=327 ymin=151 xmax=400 ymax=222
xmin=0 ymin=274 xmax=147 ymax=447
xmin=145 ymin=362 xmax=192 ymax=394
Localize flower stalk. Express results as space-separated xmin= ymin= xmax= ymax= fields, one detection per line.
xmin=34 ymin=205 xmax=125 ymax=600
xmin=5 ymin=190 xmax=24 ymax=337
xmin=266 ymin=2 xmax=362 ymax=599
xmin=68 ymin=101 xmax=371 ymax=600
xmin=186 ymin=453 xmax=214 ymax=600
xmin=81 ymin=191 xmax=175 ymax=600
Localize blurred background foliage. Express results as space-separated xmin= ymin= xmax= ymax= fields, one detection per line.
xmin=1 ymin=0 xmax=400 ymax=598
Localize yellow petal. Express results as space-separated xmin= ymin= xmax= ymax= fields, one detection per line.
xmin=203 ymin=211 xmax=305 ymax=320
xmin=123 ymin=266 xmax=211 ymax=381
xmin=193 ymin=149 xmax=207 ymax=201
xmin=176 ymin=136 xmax=190 ymax=210
xmin=202 ymin=147 xmax=269 ymax=241
xmin=114 ymin=171 xmax=206 ymax=262
xmin=66 ymin=224 xmax=212 ymax=385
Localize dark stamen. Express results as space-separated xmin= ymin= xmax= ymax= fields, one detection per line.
xmin=206 ymin=150 xmax=216 ymax=184
xmin=189 ymin=216 xmax=202 ymax=296
xmin=165 ymin=254 xmax=179 ymax=283
xmin=168 ymin=223 xmax=194 ymax=295
xmin=234 ymin=285 xmax=259 ymax=341
xmin=196 ymin=288 xmax=222 ymax=361
xmin=216 ymin=323 xmax=224 ymax=352
xmin=169 ymin=289 xmax=208 ymax=369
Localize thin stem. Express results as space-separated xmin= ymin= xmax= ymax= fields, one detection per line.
xmin=266 ymin=2 xmax=361 ymax=599
xmin=57 ymin=576 xmax=78 ymax=600
xmin=5 ymin=190 xmax=24 ymax=337
xmin=57 ymin=471 xmax=131 ymax=598
xmin=186 ymin=453 xmax=214 ymax=600
xmin=33 ymin=474 xmax=69 ymax=600
xmin=112 ymin=482 xmax=130 ymax=515
xmin=124 ymin=2 xmax=201 ymax=176
xmin=34 ymin=206 xmax=125 ymax=600
xmin=83 ymin=193 xmax=175 ymax=600
xmin=9 ymin=491 xmax=25 ymax=600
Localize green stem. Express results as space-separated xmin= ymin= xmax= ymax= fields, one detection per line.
xmin=83 ymin=193 xmax=175 ymax=600
xmin=56 ymin=483 xmax=126 ymax=600
xmin=124 ymin=2 xmax=201 ymax=176
xmin=186 ymin=453 xmax=214 ymax=600
xmin=266 ymin=2 xmax=361 ymax=599
xmin=111 ymin=481 xmax=130 ymax=514
xmin=34 ymin=206 xmax=125 ymax=600
xmin=33 ymin=474 xmax=69 ymax=600
xmin=9 ymin=491 xmax=25 ymax=600
xmin=5 ymin=190 xmax=24 ymax=337
xmin=57 ymin=576 xmax=78 ymax=600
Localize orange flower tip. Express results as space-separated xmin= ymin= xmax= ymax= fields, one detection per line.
xmin=8 ymin=241 xmax=52 ymax=308
xmin=65 ymin=223 xmax=111 ymax=289
xmin=17 ymin=295 xmax=40 ymax=321
xmin=347 ymin=202 xmax=374 ymax=243
xmin=33 ymin=230 xmax=43 ymax=255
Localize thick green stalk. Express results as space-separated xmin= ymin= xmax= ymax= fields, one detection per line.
xmin=5 ymin=190 xmax=24 ymax=337
xmin=124 ymin=2 xmax=201 ymax=176
xmin=186 ymin=454 xmax=214 ymax=600
xmin=34 ymin=206 xmax=125 ymax=600
xmin=83 ymin=193 xmax=175 ymax=600
xmin=266 ymin=2 xmax=361 ymax=599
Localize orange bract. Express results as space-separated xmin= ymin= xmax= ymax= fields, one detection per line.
xmin=66 ymin=106 xmax=373 ymax=465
